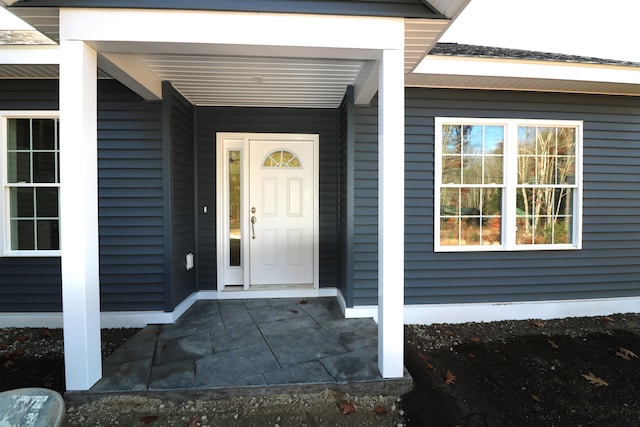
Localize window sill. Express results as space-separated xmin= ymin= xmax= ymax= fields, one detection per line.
xmin=3 ymin=250 xmax=61 ymax=257
xmin=435 ymin=243 xmax=581 ymax=252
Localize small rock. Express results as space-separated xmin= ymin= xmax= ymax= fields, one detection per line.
xmin=233 ymin=413 xmax=239 ymax=419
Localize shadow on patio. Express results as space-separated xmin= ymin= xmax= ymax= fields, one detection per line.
xmin=69 ymin=298 xmax=412 ymax=401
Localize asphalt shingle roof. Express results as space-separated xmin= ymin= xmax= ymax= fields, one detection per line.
xmin=431 ymin=43 xmax=640 ymax=67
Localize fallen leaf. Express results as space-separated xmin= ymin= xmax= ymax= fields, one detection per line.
xmin=615 ymin=347 xmax=638 ymax=360
xmin=40 ymin=329 xmax=53 ymax=337
xmin=582 ymin=372 xmax=608 ymax=387
xmin=444 ymin=370 xmax=456 ymax=385
xmin=417 ymin=353 xmax=434 ymax=369
xmin=338 ymin=401 xmax=356 ymax=415
xmin=470 ymin=337 xmax=481 ymax=343
xmin=0 ymin=341 xmax=11 ymax=350
xmin=298 ymin=299 xmax=308 ymax=305
xmin=12 ymin=349 xmax=24 ymax=357
xmin=374 ymin=405 xmax=388 ymax=416
xmin=3 ymin=359 xmax=14 ymax=368
xmin=531 ymin=394 xmax=542 ymax=402
xmin=548 ymin=340 xmax=559 ymax=349
xmin=187 ymin=416 xmax=201 ymax=427
xmin=140 ymin=415 xmax=159 ymax=424
xmin=530 ymin=320 xmax=545 ymax=328
xmin=290 ymin=309 xmax=299 ymax=314
xmin=602 ymin=316 xmax=615 ymax=324
xmin=14 ymin=336 xmax=29 ymax=342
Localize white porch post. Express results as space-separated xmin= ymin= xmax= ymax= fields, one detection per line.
xmin=59 ymin=39 xmax=102 ymax=390
xmin=377 ymin=48 xmax=405 ymax=378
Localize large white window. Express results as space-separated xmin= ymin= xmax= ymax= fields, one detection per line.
xmin=1 ymin=112 xmax=60 ymax=256
xmin=435 ymin=118 xmax=582 ymax=252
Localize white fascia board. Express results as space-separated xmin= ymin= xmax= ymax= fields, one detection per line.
xmin=0 ymin=44 xmax=58 ymax=64
xmin=98 ymin=52 xmax=162 ymax=101
xmin=60 ymin=9 xmax=404 ymax=52
xmin=429 ymin=0 xmax=472 ymax=19
xmin=414 ymin=56 xmax=640 ymax=85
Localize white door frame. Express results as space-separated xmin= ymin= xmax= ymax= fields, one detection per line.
xmin=216 ymin=132 xmax=319 ymax=292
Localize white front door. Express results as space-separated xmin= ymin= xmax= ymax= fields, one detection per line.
xmin=216 ymin=133 xmax=318 ymax=290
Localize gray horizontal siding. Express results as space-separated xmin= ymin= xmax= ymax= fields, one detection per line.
xmin=0 ymin=80 xmax=166 ymax=313
xmin=165 ymin=82 xmax=196 ymax=309
xmin=351 ymin=101 xmax=379 ymax=306
xmin=195 ymin=107 xmax=339 ymax=290
xmin=338 ymin=88 xmax=354 ymax=306
xmin=403 ymin=88 xmax=640 ymax=305
xmin=98 ymin=80 xmax=166 ymax=311
xmin=0 ymin=80 xmax=61 ymax=312
xmin=11 ymin=0 xmax=442 ymax=17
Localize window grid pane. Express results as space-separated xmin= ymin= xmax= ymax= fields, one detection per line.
xmin=6 ymin=117 xmax=60 ymax=251
xmin=517 ymin=125 xmax=577 ymax=246
xmin=262 ymin=149 xmax=301 ymax=168
xmin=438 ymin=119 xmax=580 ymax=251
xmin=440 ymin=123 xmax=505 ymax=247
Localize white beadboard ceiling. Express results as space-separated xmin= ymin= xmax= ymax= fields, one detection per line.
xmin=138 ymin=54 xmax=365 ymax=108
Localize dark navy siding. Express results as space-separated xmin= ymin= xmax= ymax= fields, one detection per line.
xmin=0 ymin=80 xmax=61 ymax=312
xmin=98 ymin=80 xmax=165 ymax=311
xmin=338 ymin=88 xmax=355 ymax=306
xmin=11 ymin=0 xmax=442 ymax=18
xmin=162 ymin=82 xmax=196 ymax=309
xmin=195 ymin=107 xmax=339 ymax=290
xmin=0 ymin=80 xmax=167 ymax=313
xmin=352 ymin=100 xmax=379 ymax=306
xmin=352 ymin=88 xmax=640 ymax=306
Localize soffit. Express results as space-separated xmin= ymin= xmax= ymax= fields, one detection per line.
xmin=407 ymin=60 xmax=640 ymax=97
xmin=0 ymin=63 xmax=57 ymax=77
xmin=137 ymin=54 xmax=365 ymax=108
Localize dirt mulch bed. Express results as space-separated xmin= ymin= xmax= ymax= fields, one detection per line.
xmin=0 ymin=328 xmax=139 ymax=394
xmin=3 ymin=313 xmax=640 ymax=426
xmin=403 ymin=313 xmax=640 ymax=426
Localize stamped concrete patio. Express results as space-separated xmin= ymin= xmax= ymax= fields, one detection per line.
xmin=70 ymin=297 xmax=412 ymax=401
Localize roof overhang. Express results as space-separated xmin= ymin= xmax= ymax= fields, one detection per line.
xmin=408 ymin=55 xmax=640 ymax=96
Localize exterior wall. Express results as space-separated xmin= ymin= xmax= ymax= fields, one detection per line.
xmin=338 ymin=89 xmax=353 ymax=306
xmin=351 ymin=98 xmax=380 ymax=306
xmin=0 ymin=79 xmax=167 ymax=313
xmin=195 ymin=107 xmax=340 ymax=290
xmin=162 ymin=82 xmax=196 ymax=310
xmin=0 ymin=80 xmax=61 ymax=312
xmin=98 ymin=80 xmax=165 ymax=311
xmin=351 ymin=88 xmax=640 ymax=306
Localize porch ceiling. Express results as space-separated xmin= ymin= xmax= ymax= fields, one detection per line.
xmin=136 ymin=54 xmax=365 ymax=108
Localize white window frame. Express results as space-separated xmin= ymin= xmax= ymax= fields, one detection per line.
xmin=1 ymin=111 xmax=60 ymax=257
xmin=434 ymin=117 xmax=583 ymax=252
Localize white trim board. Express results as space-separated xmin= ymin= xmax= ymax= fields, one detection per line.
xmin=0 ymin=288 xmax=337 ymax=328
xmin=3 ymin=294 xmax=639 ymax=329
xmin=402 ymin=297 xmax=640 ymax=324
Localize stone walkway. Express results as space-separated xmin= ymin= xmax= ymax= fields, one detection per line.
xmin=73 ymin=297 xmax=411 ymax=401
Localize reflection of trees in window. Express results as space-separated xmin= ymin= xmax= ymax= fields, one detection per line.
xmin=440 ymin=124 xmax=504 ymax=246
xmin=516 ymin=126 xmax=576 ymax=244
